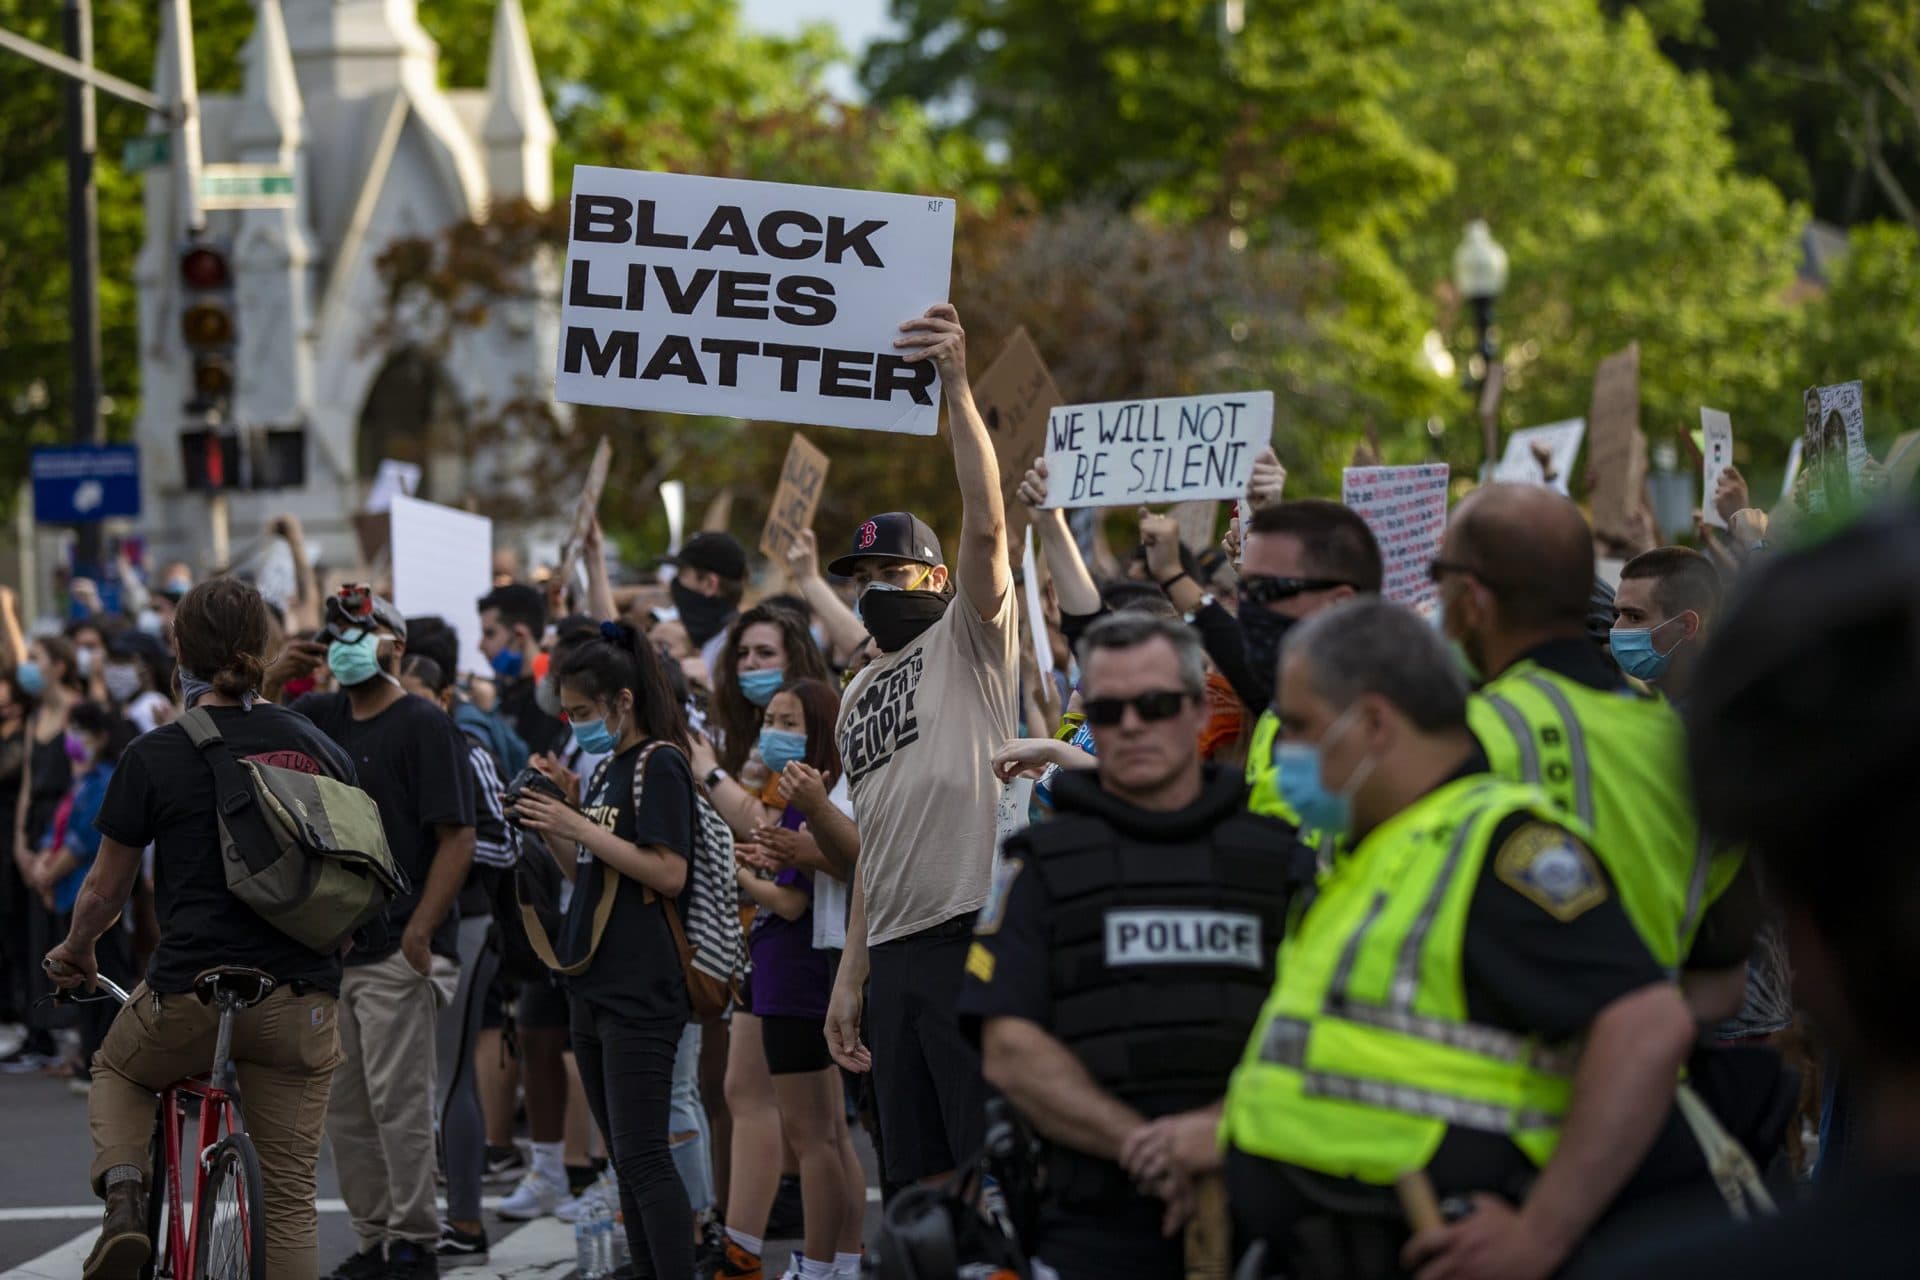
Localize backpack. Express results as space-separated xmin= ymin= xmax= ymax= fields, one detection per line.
xmin=514 ymin=741 xmax=747 ymax=1018
xmin=454 ymin=699 xmax=530 ymax=780
xmin=181 ymin=708 xmax=409 ymax=954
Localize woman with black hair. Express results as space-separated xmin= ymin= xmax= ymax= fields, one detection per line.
xmin=9 ymin=633 xmax=83 ymax=1068
xmin=509 ymin=621 xmax=698 ymax=1280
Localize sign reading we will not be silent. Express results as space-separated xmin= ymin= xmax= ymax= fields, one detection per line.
xmin=555 ymin=166 xmax=957 ymax=436
xmin=1039 ymin=391 xmax=1275 ymax=508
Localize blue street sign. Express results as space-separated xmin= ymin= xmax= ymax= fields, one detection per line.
xmin=30 ymin=445 xmax=142 ymax=524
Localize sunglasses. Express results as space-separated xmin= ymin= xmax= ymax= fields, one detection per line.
xmin=1083 ymin=690 xmax=1194 ymax=727
xmin=1427 ymin=558 xmax=1498 ymax=586
xmin=1238 ymin=575 xmax=1354 ymax=607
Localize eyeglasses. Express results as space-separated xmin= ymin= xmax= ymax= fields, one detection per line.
xmin=1427 ymin=558 xmax=1491 ymax=586
xmin=1083 ymin=690 xmax=1194 ymax=727
xmin=1238 ymin=575 xmax=1354 ymax=607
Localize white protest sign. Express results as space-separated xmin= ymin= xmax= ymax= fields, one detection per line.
xmin=1039 ymin=391 xmax=1275 ymax=508
xmin=389 ymin=495 xmax=493 ymax=678
xmin=1494 ymin=419 xmax=1586 ymax=495
xmin=364 ymin=459 xmax=421 ymax=514
xmin=1803 ymin=380 xmax=1867 ymax=513
xmin=556 ymin=166 xmax=957 ymax=435
xmin=1342 ymin=464 xmax=1450 ymax=612
xmin=1699 ymin=409 xmax=1734 ymax=529
xmin=1781 ymin=438 xmax=1804 ymax=501
xmin=1021 ymin=528 xmax=1054 ymax=679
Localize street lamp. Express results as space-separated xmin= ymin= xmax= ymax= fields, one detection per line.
xmin=1453 ymin=219 xmax=1509 ymax=473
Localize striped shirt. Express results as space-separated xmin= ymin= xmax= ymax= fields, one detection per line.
xmin=466 ymin=739 xmax=519 ymax=869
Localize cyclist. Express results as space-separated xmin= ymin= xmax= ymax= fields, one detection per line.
xmin=45 ymin=577 xmax=358 ymax=1280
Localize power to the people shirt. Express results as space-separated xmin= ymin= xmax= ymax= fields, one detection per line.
xmin=837 ymin=583 xmax=1019 ymax=946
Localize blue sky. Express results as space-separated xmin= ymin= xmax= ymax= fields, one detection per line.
xmin=740 ymin=0 xmax=897 ymax=98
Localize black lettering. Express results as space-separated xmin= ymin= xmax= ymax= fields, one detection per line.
xmin=1117 ymin=922 xmax=1141 ymax=949
xmin=872 ymin=354 xmax=935 ymax=404
xmin=699 ymin=338 xmax=759 ymax=387
xmin=762 ymin=344 xmax=823 ymax=392
xmin=693 ymin=204 xmax=758 ymax=255
xmin=824 ymin=216 xmax=887 ymax=267
xmin=774 ymin=275 xmax=837 ymax=326
xmin=562 ymin=327 xmax=638 ymax=378
xmin=1207 ymin=921 xmax=1230 ymax=950
xmin=631 ymin=198 xmax=688 ymax=249
xmin=572 ymin=194 xmax=631 ymax=243
xmin=1146 ymin=922 xmax=1168 ymax=950
xmin=640 ymin=334 xmax=706 ymax=384
xmin=566 ymin=259 xmax=622 ymax=309
xmin=820 ymin=349 xmax=875 ymax=398
xmin=656 ymin=266 xmax=717 ymax=315
xmin=759 ymin=210 xmax=823 ymax=260
xmin=716 ymin=271 xmax=772 ymax=320
xmin=625 ymin=261 xmax=648 ymax=310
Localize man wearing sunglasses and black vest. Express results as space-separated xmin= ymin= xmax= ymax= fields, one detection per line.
xmin=957 ymin=613 xmax=1298 ymax=1280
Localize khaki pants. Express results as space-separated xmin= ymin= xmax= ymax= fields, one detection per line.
xmin=89 ymin=980 xmax=343 ymax=1280
xmin=328 ymin=949 xmax=458 ymax=1251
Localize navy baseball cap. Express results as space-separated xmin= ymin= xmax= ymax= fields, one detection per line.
xmin=662 ymin=532 xmax=748 ymax=583
xmin=827 ymin=513 xmax=945 ymax=578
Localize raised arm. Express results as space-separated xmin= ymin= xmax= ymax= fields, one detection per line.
xmin=1019 ymin=461 xmax=1100 ymax=617
xmin=785 ymin=530 xmax=868 ymax=664
xmin=584 ymin=516 xmax=617 ymax=623
xmin=0 ymin=585 xmax=25 ymax=670
xmin=897 ymin=304 xmax=1009 ymax=618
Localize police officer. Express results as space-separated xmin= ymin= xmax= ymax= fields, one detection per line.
xmin=1207 ymin=600 xmax=1695 ymax=1280
xmin=1435 ymin=485 xmax=1754 ymax=1011
xmin=957 ymin=613 xmax=1297 ymax=1280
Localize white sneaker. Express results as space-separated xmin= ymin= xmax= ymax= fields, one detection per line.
xmin=494 ymin=1168 xmax=566 ymax=1220
xmin=556 ymin=1168 xmax=617 ymax=1224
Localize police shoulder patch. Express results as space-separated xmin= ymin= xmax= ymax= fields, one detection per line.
xmin=965 ymin=941 xmax=996 ymax=984
xmin=974 ymin=857 xmax=1024 ymax=936
xmin=1493 ymin=823 xmax=1607 ymax=922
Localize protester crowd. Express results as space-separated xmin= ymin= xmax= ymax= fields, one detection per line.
xmin=10 ymin=303 xmax=1918 ymax=1280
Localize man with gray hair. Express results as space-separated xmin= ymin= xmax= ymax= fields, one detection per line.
xmin=957 ymin=612 xmax=1298 ymax=1279
xmin=1181 ymin=599 xmax=1698 ymax=1280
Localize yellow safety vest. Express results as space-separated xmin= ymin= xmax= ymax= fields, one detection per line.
xmin=1468 ymin=660 xmax=1741 ymax=971
xmin=1222 ymin=776 xmax=1579 ymax=1183
xmin=1245 ymin=710 xmax=1297 ymax=823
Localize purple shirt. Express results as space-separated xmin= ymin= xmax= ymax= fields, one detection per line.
xmin=749 ymin=806 xmax=832 ymax=1019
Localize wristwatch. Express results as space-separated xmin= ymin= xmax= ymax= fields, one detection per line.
xmin=704 ymin=766 xmax=729 ymax=790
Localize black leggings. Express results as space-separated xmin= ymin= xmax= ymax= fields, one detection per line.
xmin=571 ymin=999 xmax=693 ymax=1280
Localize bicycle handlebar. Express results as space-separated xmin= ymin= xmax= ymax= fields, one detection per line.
xmin=42 ymin=958 xmax=131 ymax=1006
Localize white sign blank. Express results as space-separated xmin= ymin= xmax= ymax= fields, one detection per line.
xmin=389 ymin=495 xmax=494 ymax=678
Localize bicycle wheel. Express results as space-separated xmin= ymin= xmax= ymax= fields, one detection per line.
xmin=191 ymin=1134 xmax=266 ymax=1280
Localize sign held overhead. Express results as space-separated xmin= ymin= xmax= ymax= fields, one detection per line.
xmin=1039 ymin=391 xmax=1275 ymax=508
xmin=1494 ymin=420 xmax=1586 ymax=496
xmin=1342 ymin=464 xmax=1451 ymax=612
xmin=556 ymin=166 xmax=956 ymax=436
xmin=1699 ymin=409 xmax=1734 ymax=529
xmin=759 ymin=434 xmax=831 ymax=562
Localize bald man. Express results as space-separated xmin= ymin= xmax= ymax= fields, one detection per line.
xmin=1434 ymin=486 xmax=1755 ymax=1019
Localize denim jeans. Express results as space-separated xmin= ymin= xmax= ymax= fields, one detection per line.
xmin=670 ymin=1021 xmax=716 ymax=1212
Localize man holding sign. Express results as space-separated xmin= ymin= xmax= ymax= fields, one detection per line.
xmin=823 ymin=305 xmax=1020 ymax=1191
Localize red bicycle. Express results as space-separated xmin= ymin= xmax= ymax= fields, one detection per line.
xmin=50 ymin=963 xmax=273 ymax=1280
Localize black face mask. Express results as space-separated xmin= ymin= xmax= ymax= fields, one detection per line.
xmin=1239 ymin=605 xmax=1298 ymax=698
xmin=861 ymin=590 xmax=950 ymax=653
xmin=671 ymin=581 xmax=735 ymax=648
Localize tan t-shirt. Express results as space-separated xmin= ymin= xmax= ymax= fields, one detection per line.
xmin=838 ymin=581 xmax=1020 ymax=946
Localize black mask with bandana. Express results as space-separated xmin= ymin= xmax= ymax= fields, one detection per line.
xmin=1238 ymin=605 xmax=1298 ymax=704
xmin=861 ymin=589 xmax=950 ymax=653
xmin=671 ymin=581 xmax=736 ymax=648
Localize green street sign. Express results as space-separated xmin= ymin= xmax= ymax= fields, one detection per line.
xmin=121 ymin=132 xmax=170 ymax=171
xmin=200 ymin=164 xmax=296 ymax=209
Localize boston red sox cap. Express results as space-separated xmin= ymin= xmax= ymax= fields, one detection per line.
xmin=827 ymin=512 xmax=945 ymax=578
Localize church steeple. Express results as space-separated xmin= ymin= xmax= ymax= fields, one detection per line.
xmin=482 ymin=0 xmax=555 ymax=209
xmin=232 ymin=0 xmax=305 ymax=157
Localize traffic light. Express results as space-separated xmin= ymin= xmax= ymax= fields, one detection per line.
xmin=179 ymin=428 xmax=242 ymax=492
xmin=179 ymin=238 xmax=236 ymax=417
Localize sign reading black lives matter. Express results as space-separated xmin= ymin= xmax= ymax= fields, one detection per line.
xmin=1038 ymin=391 xmax=1275 ymax=508
xmin=556 ymin=166 xmax=958 ymax=435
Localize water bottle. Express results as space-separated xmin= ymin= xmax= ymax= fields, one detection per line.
xmin=609 ymin=1209 xmax=630 ymax=1272
xmin=574 ymin=1211 xmax=600 ymax=1278
xmin=592 ymin=1200 xmax=614 ymax=1276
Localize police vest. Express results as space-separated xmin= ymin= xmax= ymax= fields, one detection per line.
xmin=1468 ymin=660 xmax=1741 ymax=971
xmin=1222 ymin=776 xmax=1578 ymax=1185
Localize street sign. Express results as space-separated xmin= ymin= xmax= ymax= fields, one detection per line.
xmin=199 ymin=164 xmax=295 ymax=209
xmin=121 ymin=132 xmax=171 ymax=171
xmin=31 ymin=445 xmax=141 ymax=524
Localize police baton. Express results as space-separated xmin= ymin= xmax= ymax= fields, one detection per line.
xmin=1394 ymin=1171 xmax=1444 ymax=1234
xmin=1183 ymin=1174 xmax=1231 ymax=1280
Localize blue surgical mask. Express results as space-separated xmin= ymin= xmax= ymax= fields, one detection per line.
xmin=757 ymin=727 xmax=809 ymax=773
xmin=571 ymin=716 xmax=617 ymax=756
xmin=327 ymin=632 xmax=386 ymax=688
xmin=1608 ymin=615 xmax=1685 ymax=683
xmin=1272 ymin=708 xmax=1374 ymax=838
xmin=738 ymin=668 xmax=786 ymax=707
xmin=15 ymin=661 xmax=44 ymax=697
xmin=490 ymin=646 xmax=525 ymax=680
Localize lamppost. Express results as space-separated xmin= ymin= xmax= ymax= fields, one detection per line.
xmin=1453 ymin=220 xmax=1509 ymax=474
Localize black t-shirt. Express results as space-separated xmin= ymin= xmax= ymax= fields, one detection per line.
xmin=93 ymin=704 xmax=356 ymax=995
xmin=561 ymin=741 xmax=694 ymax=1023
xmin=1610 ymin=1169 xmax=1920 ymax=1278
xmin=498 ymin=677 xmax=568 ymax=758
xmin=289 ymin=690 xmax=476 ymax=964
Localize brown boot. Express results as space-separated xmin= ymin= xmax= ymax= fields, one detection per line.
xmin=81 ymin=1180 xmax=151 ymax=1280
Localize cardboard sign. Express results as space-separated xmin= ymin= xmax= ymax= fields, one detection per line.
xmin=1342 ymin=464 xmax=1451 ymax=612
xmin=1020 ymin=527 xmax=1055 ymax=679
xmin=759 ymin=434 xmax=831 ymax=562
xmin=1586 ymin=345 xmax=1644 ymax=540
xmin=1699 ymin=409 xmax=1734 ymax=529
xmin=973 ymin=327 xmax=1063 ymax=546
xmin=390 ymin=496 xmax=494 ymax=677
xmin=1040 ymin=391 xmax=1275 ymax=508
xmin=1803 ymin=381 xmax=1866 ymax=512
xmin=1494 ymin=420 xmax=1586 ymax=495
xmin=553 ymin=438 xmax=614 ymax=593
xmin=555 ymin=166 xmax=957 ymax=435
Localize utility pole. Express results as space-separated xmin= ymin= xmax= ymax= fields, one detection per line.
xmin=63 ymin=0 xmax=104 ymax=573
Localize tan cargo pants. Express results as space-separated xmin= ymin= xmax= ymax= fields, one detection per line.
xmin=89 ymin=980 xmax=343 ymax=1280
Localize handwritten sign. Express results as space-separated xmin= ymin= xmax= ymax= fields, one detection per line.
xmin=974 ymin=327 xmax=1062 ymax=547
xmin=1699 ymin=409 xmax=1734 ymax=529
xmin=758 ymin=434 xmax=831 ymax=562
xmin=1803 ymin=380 xmax=1866 ymax=513
xmin=1342 ymin=464 xmax=1451 ymax=611
xmin=390 ymin=496 xmax=494 ymax=677
xmin=1039 ymin=391 xmax=1274 ymax=508
xmin=556 ymin=166 xmax=957 ymax=435
xmin=1587 ymin=345 xmax=1644 ymax=541
xmin=1494 ymin=420 xmax=1586 ymax=496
